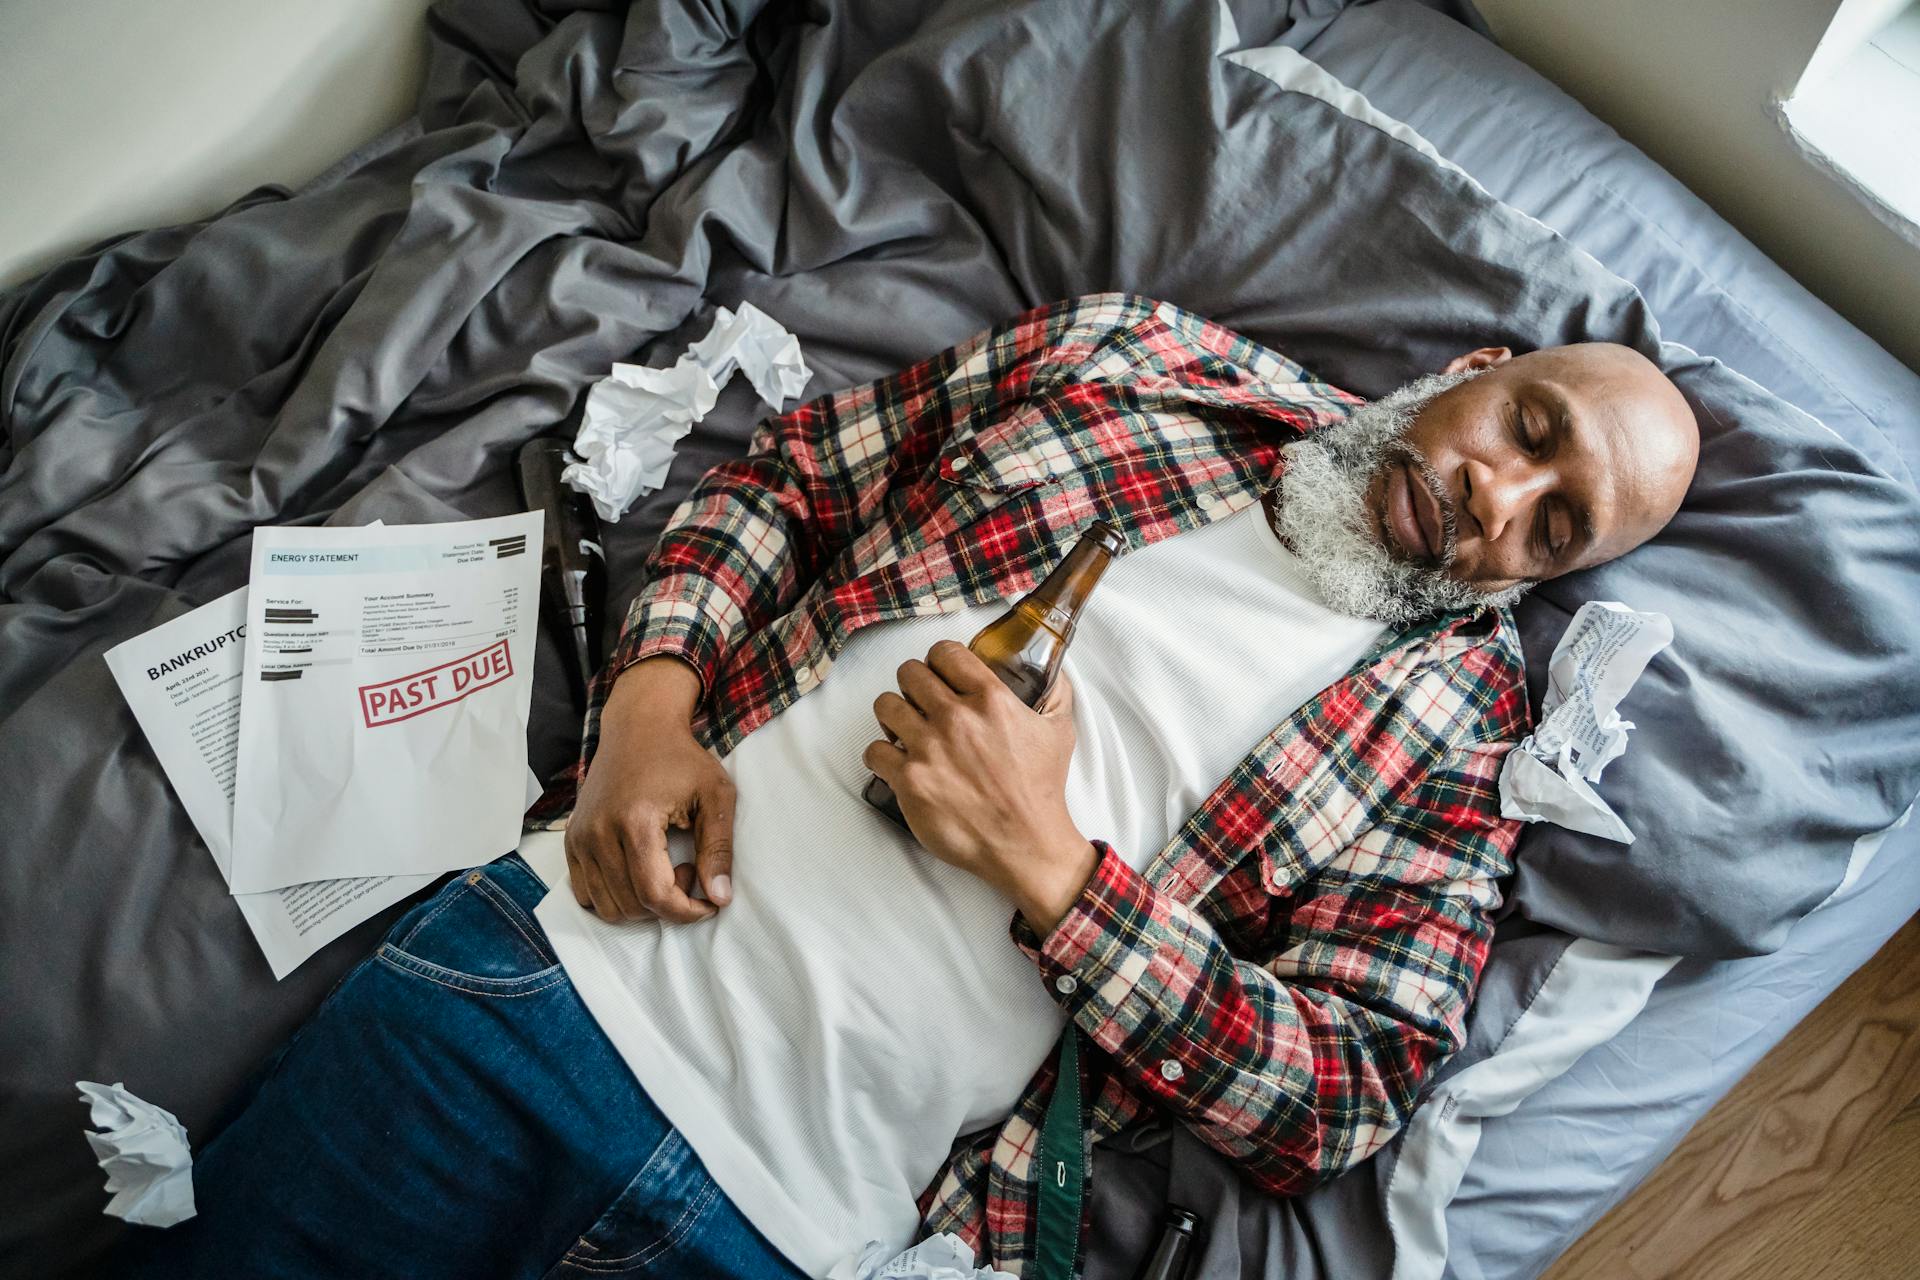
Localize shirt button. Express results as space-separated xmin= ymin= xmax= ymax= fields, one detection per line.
xmin=1159 ymin=1059 xmax=1185 ymax=1083
xmin=795 ymin=667 xmax=816 ymax=688
xmin=1054 ymin=974 xmax=1079 ymax=996
xmin=1196 ymin=492 xmax=1219 ymax=510
xmin=949 ymin=456 xmax=971 ymax=473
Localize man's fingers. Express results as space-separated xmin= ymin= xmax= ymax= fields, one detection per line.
xmin=863 ymin=737 xmax=908 ymax=781
xmin=638 ymin=866 xmax=717 ymax=923
xmin=871 ymin=691 xmax=926 ymax=747
xmin=925 ymin=639 xmax=996 ymax=696
xmin=567 ymin=836 xmax=623 ymax=919
xmin=673 ymin=862 xmax=702 ymax=898
xmin=561 ymin=828 xmax=607 ymax=914
xmin=693 ymin=781 xmax=736 ymax=907
xmin=596 ymin=822 xmax=658 ymax=922
xmin=630 ymin=832 xmax=717 ymax=924
xmin=562 ymin=833 xmax=595 ymax=910
xmin=895 ymin=658 xmax=953 ymax=715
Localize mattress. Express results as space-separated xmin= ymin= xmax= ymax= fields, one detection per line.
xmin=1437 ymin=815 xmax=1919 ymax=1279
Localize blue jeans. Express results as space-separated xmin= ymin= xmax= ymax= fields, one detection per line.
xmin=118 ymin=855 xmax=809 ymax=1280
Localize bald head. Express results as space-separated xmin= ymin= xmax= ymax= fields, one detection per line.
xmin=1368 ymin=342 xmax=1699 ymax=592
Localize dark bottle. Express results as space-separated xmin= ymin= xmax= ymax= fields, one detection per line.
xmin=516 ymin=438 xmax=606 ymax=709
xmin=1132 ymin=1206 xmax=1200 ymax=1280
xmin=863 ymin=520 xmax=1125 ymax=831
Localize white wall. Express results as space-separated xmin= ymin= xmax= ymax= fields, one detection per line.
xmin=1475 ymin=0 xmax=1920 ymax=372
xmin=0 ymin=0 xmax=434 ymax=286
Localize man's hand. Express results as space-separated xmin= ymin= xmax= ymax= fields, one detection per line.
xmin=565 ymin=657 xmax=734 ymax=924
xmin=864 ymin=639 xmax=1100 ymax=934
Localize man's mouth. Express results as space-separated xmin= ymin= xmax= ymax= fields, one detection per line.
xmin=1382 ymin=459 xmax=1445 ymax=564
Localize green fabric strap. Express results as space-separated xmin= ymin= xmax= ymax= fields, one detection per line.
xmin=1031 ymin=1029 xmax=1086 ymax=1280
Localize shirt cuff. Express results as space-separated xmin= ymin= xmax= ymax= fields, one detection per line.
xmin=1011 ymin=843 xmax=1234 ymax=1107
xmin=614 ymin=585 xmax=733 ymax=700
xmin=1011 ymin=842 xmax=1158 ymax=1018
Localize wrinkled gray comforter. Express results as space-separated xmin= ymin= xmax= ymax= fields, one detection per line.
xmin=5 ymin=0 xmax=1918 ymax=1275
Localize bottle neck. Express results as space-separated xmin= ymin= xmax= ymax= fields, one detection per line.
xmin=1027 ymin=528 xmax=1118 ymax=633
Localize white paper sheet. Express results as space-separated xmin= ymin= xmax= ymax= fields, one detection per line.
xmin=562 ymin=301 xmax=813 ymax=523
xmin=827 ymin=1233 xmax=1015 ymax=1280
xmin=1499 ymin=601 xmax=1672 ymax=843
xmin=77 ymin=1082 xmax=196 ymax=1228
xmin=229 ymin=512 xmax=542 ymax=892
xmin=105 ymin=585 xmax=548 ymax=976
xmin=105 ymin=588 xmax=437 ymax=977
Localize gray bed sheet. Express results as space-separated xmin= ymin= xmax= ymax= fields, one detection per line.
xmin=3 ymin=0 xmax=1917 ymax=1276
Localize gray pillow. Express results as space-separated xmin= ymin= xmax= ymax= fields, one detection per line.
xmin=1505 ymin=356 xmax=1920 ymax=956
xmin=1299 ymin=0 xmax=1920 ymax=489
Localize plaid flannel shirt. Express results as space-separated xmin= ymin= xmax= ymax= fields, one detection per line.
xmin=544 ymin=294 xmax=1530 ymax=1273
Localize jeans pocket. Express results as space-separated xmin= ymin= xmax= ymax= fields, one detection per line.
xmin=548 ymin=1130 xmax=724 ymax=1277
xmin=378 ymin=861 xmax=564 ymax=997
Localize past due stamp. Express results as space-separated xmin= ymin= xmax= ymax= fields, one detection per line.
xmin=358 ymin=638 xmax=514 ymax=728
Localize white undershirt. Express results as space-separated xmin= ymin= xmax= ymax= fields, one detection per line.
xmin=529 ymin=505 xmax=1386 ymax=1275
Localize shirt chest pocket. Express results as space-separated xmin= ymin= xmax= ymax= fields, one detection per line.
xmin=936 ymin=399 xmax=1077 ymax=493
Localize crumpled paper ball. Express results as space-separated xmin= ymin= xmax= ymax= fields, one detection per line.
xmin=77 ymin=1081 xmax=196 ymax=1228
xmin=561 ymin=300 xmax=814 ymax=523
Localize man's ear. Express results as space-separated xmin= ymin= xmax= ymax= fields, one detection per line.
xmin=1442 ymin=346 xmax=1512 ymax=376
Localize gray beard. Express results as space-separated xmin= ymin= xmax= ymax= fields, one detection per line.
xmin=1274 ymin=369 xmax=1528 ymax=628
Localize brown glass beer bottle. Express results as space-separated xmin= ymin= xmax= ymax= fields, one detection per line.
xmin=863 ymin=519 xmax=1126 ymax=831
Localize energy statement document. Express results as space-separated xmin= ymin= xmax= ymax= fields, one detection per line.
xmin=105 ymin=587 xmax=438 ymax=978
xmin=229 ymin=512 xmax=543 ymax=893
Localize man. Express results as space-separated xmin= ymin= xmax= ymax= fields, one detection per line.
xmin=126 ymin=295 xmax=1698 ymax=1280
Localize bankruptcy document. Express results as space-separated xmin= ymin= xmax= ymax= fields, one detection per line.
xmin=104 ymin=588 xmax=437 ymax=978
xmin=229 ymin=512 xmax=542 ymax=892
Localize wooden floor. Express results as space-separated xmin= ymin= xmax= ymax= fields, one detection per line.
xmin=1542 ymin=914 xmax=1920 ymax=1280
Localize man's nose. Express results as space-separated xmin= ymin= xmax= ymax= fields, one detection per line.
xmin=1462 ymin=457 xmax=1551 ymax=545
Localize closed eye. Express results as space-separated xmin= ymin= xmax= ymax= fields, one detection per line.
xmin=1535 ymin=499 xmax=1575 ymax=564
xmin=1508 ymin=402 xmax=1543 ymax=455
